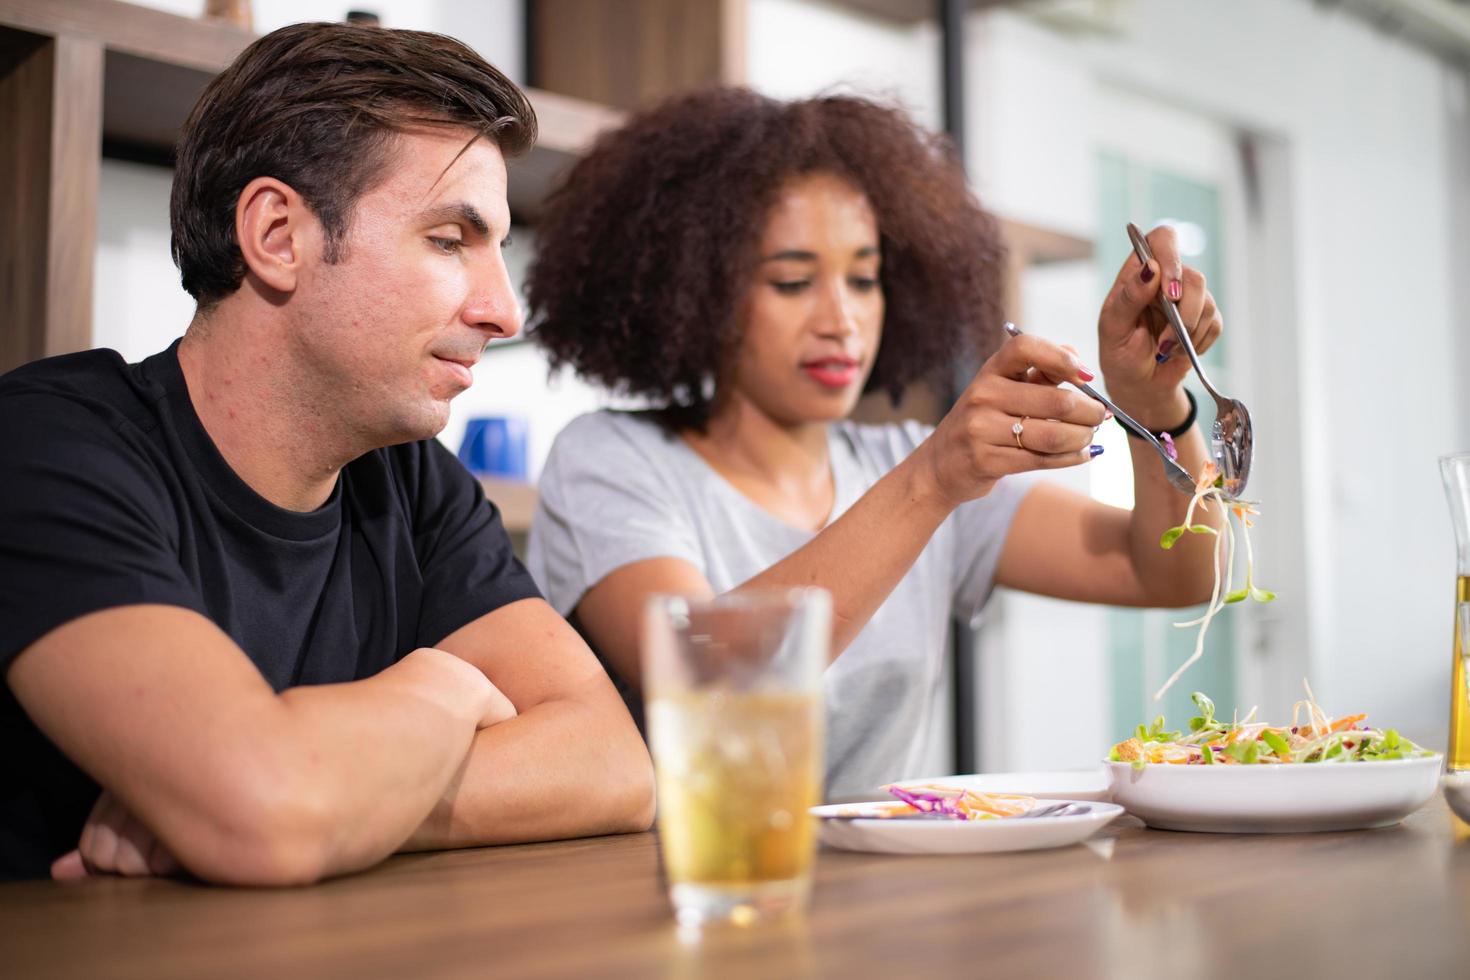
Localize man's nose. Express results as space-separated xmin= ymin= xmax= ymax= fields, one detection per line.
xmin=464 ymin=255 xmax=522 ymax=340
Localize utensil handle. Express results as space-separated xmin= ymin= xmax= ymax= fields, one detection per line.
xmin=1125 ymin=223 xmax=1226 ymax=407
xmin=1001 ymin=322 xmax=1167 ymax=454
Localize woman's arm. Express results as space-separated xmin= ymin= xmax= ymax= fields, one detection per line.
xmin=574 ymin=334 xmax=1106 ymax=687
xmin=996 ymin=226 xmax=1224 ymax=607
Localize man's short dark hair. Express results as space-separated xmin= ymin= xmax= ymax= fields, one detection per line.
xmin=171 ymin=22 xmax=536 ymax=306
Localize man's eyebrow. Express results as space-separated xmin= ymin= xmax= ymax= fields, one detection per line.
xmin=419 ymin=203 xmax=490 ymax=236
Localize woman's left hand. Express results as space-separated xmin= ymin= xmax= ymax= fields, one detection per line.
xmin=1095 ymin=224 xmax=1223 ymax=430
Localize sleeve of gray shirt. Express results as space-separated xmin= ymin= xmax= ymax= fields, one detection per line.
xmin=527 ymin=411 xmax=706 ymax=616
xmin=950 ymin=473 xmax=1030 ymax=627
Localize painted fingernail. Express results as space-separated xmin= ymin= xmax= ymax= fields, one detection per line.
xmin=1141 ymin=264 xmax=1155 ymax=284
xmin=1088 ymin=445 xmax=1105 ymax=458
xmin=1104 ymin=410 xmax=1114 ymax=421
xmin=1168 ymin=279 xmax=1183 ymax=301
xmin=1077 ymin=366 xmax=1095 ymax=382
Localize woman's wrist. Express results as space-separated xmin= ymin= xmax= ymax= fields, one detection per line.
xmin=1107 ymin=386 xmax=1192 ymax=434
xmin=900 ymin=440 xmax=971 ymax=519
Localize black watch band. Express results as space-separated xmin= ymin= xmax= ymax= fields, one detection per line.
xmin=1119 ymin=389 xmax=1197 ymax=440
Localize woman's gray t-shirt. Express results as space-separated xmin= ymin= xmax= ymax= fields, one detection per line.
xmin=527 ymin=410 xmax=1027 ymax=797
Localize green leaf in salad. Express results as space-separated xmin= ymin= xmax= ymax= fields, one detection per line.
xmin=1161 ymin=525 xmax=1217 ymax=550
xmin=1260 ymin=730 xmax=1291 ymax=758
xmin=1136 ymin=715 xmax=1180 ymax=744
xmin=1201 ymin=743 xmax=1215 ymax=765
xmin=1226 ymin=740 xmax=1260 ymax=765
xmin=1250 ymin=586 xmax=1276 ymax=603
xmin=1191 ymin=692 xmax=1216 ymax=722
xmin=1224 ymin=588 xmax=1250 ymax=604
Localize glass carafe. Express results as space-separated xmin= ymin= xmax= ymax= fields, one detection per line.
xmin=1440 ymin=452 xmax=1470 ymax=772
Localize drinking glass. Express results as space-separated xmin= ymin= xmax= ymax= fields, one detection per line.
xmin=1442 ymin=452 xmax=1470 ymax=773
xmin=1440 ymin=453 xmax=1470 ymax=822
xmin=642 ymin=589 xmax=830 ymax=927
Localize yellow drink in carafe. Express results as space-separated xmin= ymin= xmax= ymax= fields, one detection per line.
xmin=1451 ymin=576 xmax=1470 ymax=770
xmin=648 ymin=690 xmax=821 ymax=889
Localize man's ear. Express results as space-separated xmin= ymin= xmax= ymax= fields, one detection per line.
xmin=234 ymin=177 xmax=314 ymax=296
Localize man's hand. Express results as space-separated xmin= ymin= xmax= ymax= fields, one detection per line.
xmin=477 ymin=676 xmax=518 ymax=729
xmin=52 ymin=791 xmax=180 ymax=881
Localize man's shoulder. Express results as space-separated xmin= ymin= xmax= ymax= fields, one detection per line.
xmin=0 ymin=348 xmax=163 ymax=438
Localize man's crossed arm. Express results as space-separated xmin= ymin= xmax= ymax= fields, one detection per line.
xmin=7 ymin=598 xmax=653 ymax=885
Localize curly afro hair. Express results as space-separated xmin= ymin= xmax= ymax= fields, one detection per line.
xmin=525 ymin=87 xmax=1007 ymax=431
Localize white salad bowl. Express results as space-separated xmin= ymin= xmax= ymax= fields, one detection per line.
xmin=1106 ymin=755 xmax=1443 ymax=833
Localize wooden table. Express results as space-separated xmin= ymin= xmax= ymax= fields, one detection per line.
xmin=3 ymin=800 xmax=1468 ymax=979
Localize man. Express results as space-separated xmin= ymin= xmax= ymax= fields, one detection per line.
xmin=0 ymin=22 xmax=654 ymax=883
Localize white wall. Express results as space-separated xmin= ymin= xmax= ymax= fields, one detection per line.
xmin=747 ymin=0 xmax=941 ymax=130
xmin=1070 ymin=0 xmax=1468 ymax=750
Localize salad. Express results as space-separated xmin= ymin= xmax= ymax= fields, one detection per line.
xmin=852 ymin=784 xmax=1038 ymax=820
xmin=1153 ymin=460 xmax=1275 ymax=702
xmin=1109 ymin=688 xmax=1433 ymax=769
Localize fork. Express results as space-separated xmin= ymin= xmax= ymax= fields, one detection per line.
xmin=1126 ymin=223 xmax=1254 ymax=499
xmin=1001 ymin=321 xmax=1196 ymax=496
xmin=1017 ymin=802 xmax=1092 ymax=819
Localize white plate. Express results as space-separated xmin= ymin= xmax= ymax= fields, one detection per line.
xmin=811 ymin=799 xmax=1123 ymax=855
xmin=1105 ymin=755 xmax=1443 ymax=833
xmin=830 ymin=768 xmax=1112 ymax=806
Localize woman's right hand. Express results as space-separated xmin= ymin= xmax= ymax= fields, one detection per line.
xmin=921 ymin=332 xmax=1109 ymax=508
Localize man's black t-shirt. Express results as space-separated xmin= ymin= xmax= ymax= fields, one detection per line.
xmin=0 ymin=342 xmax=541 ymax=879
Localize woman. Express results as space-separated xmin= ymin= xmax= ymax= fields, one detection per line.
xmin=525 ymin=89 xmax=1221 ymax=797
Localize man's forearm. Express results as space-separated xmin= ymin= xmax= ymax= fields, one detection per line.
xmin=399 ymin=683 xmax=655 ymax=851
xmin=147 ymin=648 xmax=490 ymax=885
xmin=265 ymin=652 xmax=490 ymax=876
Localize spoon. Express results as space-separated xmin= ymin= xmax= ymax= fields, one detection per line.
xmin=1126 ymin=223 xmax=1254 ymax=499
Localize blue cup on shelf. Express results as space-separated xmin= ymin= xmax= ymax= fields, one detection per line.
xmin=457 ymin=416 xmax=529 ymax=481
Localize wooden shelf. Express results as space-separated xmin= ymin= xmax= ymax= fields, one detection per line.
xmin=1 ymin=0 xmax=624 ymax=220
xmin=479 ymin=478 xmax=538 ymax=534
xmin=998 ymin=217 xmax=1093 ymax=265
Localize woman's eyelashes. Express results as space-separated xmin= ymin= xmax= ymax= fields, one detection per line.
xmin=769 ymin=276 xmax=880 ymax=296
